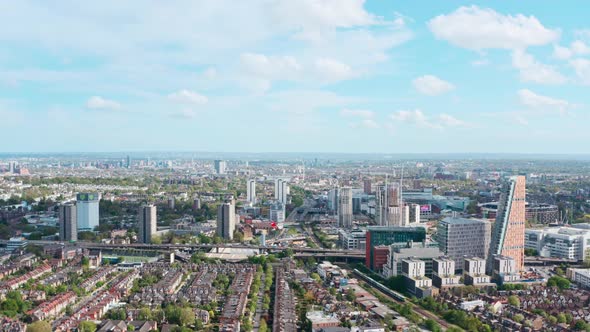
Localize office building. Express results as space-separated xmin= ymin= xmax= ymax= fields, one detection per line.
xmin=437 ymin=217 xmax=491 ymax=269
xmin=567 ymin=268 xmax=590 ymax=290
xmin=76 ymin=193 xmax=100 ymax=231
xmin=126 ymin=155 xmax=131 ymax=169
xmin=525 ymin=225 xmax=590 ymax=261
xmin=270 ymin=202 xmax=285 ymax=223
xmin=365 ymin=226 xmax=426 ymax=270
xmin=488 ymin=176 xmax=526 ymax=273
xmin=59 ymin=203 xmax=77 ymax=242
xmin=338 ymin=187 xmax=353 ymax=228
xmin=138 ymin=205 xmax=157 ymax=244
xmin=463 ymin=257 xmax=491 ymax=286
xmin=375 ymin=184 xmax=405 ymax=227
xmin=363 ymin=179 xmax=372 ymax=194
xmin=491 ymin=255 xmax=520 ymax=284
xmin=432 ymin=257 xmax=461 ymax=288
xmin=214 ymin=160 xmax=227 ymax=175
xmin=247 ymin=179 xmax=256 ymax=204
xmin=6 ymin=237 xmax=27 ymax=253
xmin=327 ymin=188 xmax=339 ymax=212
xmin=217 ymin=201 xmax=236 ymax=240
xmin=382 ymin=241 xmax=442 ymax=278
xmin=338 ymin=229 xmax=366 ymax=250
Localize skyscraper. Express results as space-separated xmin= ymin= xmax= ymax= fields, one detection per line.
xmin=338 ymin=187 xmax=353 ymax=228
xmin=363 ymin=179 xmax=372 ymax=194
xmin=488 ymin=176 xmax=526 ymax=272
xmin=275 ymin=179 xmax=288 ymax=204
xmin=138 ymin=204 xmax=157 ymax=244
xmin=59 ymin=203 xmax=77 ymax=242
xmin=214 ymin=160 xmax=226 ymax=175
xmin=217 ymin=201 xmax=236 ymax=240
xmin=247 ymin=179 xmax=256 ymax=204
xmin=76 ymin=193 xmax=100 ymax=231
xmin=375 ymin=184 xmax=403 ymax=226
xmin=126 ymin=155 xmax=131 ymax=169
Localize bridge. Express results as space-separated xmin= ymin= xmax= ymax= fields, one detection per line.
xmin=5 ymin=240 xmax=364 ymax=259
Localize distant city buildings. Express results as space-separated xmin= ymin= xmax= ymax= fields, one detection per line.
xmin=192 ymin=197 xmax=201 ymax=210
xmin=76 ymin=193 xmax=100 ymax=231
xmin=138 ymin=204 xmax=157 ymax=244
xmin=247 ymin=179 xmax=256 ymax=204
xmin=338 ymin=187 xmax=353 ymax=228
xmin=488 ymin=176 xmax=526 ymax=273
xmin=214 ymin=160 xmax=227 ymax=175
xmin=363 ymin=179 xmax=372 ymax=194
xmin=217 ymin=200 xmax=236 ymax=240
xmin=437 ymin=217 xmax=491 ymax=269
xmin=59 ymin=203 xmax=77 ymax=242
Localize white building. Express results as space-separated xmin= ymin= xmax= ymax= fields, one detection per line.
xmin=76 ymin=193 xmax=100 ymax=231
xmin=402 ymin=259 xmax=432 ymax=293
xmin=382 ymin=242 xmax=443 ymax=278
xmin=275 ymin=179 xmax=289 ymax=204
xmin=567 ymin=268 xmax=590 ymax=289
xmin=525 ymin=225 xmax=590 ymax=261
xmin=269 ymin=202 xmax=285 ymax=223
xmin=214 ymin=160 xmax=226 ymax=175
xmin=432 ymin=257 xmax=462 ymax=288
xmin=492 ymin=255 xmax=520 ymax=284
xmin=247 ymin=180 xmax=256 ymax=205
xmin=463 ymin=257 xmax=492 ymax=286
xmin=338 ymin=229 xmax=366 ymax=250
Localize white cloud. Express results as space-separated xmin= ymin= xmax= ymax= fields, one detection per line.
xmin=518 ymin=89 xmax=571 ymax=113
xmin=271 ymin=0 xmax=379 ymax=41
xmin=390 ymin=109 xmax=469 ymax=129
xmin=412 ymin=75 xmax=455 ymax=96
xmin=428 ymin=6 xmax=559 ymax=50
xmin=553 ymin=40 xmax=590 ymax=60
xmin=86 ymin=96 xmax=121 ymax=110
xmin=314 ymin=58 xmax=355 ymax=82
xmin=340 ymin=109 xmax=374 ymax=118
xmin=203 ymin=67 xmax=217 ymax=80
xmin=240 ymin=53 xmax=303 ymax=80
xmin=438 ymin=113 xmax=467 ymax=127
xmin=570 ymin=58 xmax=590 ymax=85
xmin=168 ymin=90 xmax=208 ymax=105
xmin=471 ymin=58 xmax=490 ymax=67
xmin=512 ymin=50 xmax=566 ymax=85
xmin=350 ymin=119 xmax=379 ymax=129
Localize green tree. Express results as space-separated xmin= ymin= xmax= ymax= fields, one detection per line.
xmin=259 ymin=318 xmax=268 ymax=332
xmin=513 ymin=314 xmax=524 ymax=323
xmin=508 ymin=295 xmax=520 ymax=307
xmin=26 ymin=321 xmax=51 ymax=332
xmin=79 ymin=321 xmax=97 ymax=332
xmin=424 ymin=319 xmax=441 ymax=332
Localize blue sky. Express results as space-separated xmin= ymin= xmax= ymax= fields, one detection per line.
xmin=1 ymin=1 xmax=589 ymax=153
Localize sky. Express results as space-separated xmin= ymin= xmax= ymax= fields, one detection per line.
xmin=0 ymin=1 xmax=589 ymax=154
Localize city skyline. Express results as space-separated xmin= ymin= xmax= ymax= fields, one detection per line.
xmin=1 ymin=1 xmax=589 ymax=153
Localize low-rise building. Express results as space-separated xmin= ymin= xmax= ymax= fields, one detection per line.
xmin=432 ymin=257 xmax=462 ymax=288
xmin=463 ymin=257 xmax=492 ymax=286
xmin=306 ymin=311 xmax=340 ymax=332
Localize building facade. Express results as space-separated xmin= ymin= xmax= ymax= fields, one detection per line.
xmin=525 ymin=226 xmax=590 ymax=261
xmin=217 ymin=201 xmax=236 ymax=240
xmin=487 ymin=176 xmax=526 ymax=272
xmin=59 ymin=203 xmax=77 ymax=242
xmin=247 ymin=180 xmax=256 ymax=204
xmin=214 ymin=160 xmax=227 ymax=175
xmin=338 ymin=187 xmax=353 ymax=228
xmin=365 ymin=226 xmax=426 ymax=271
xmin=437 ymin=217 xmax=491 ymax=270
xmin=138 ymin=204 xmax=157 ymax=244
xmin=76 ymin=193 xmax=100 ymax=231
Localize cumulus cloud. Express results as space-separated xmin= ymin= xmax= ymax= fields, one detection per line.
xmin=428 ymin=6 xmax=559 ymax=50
xmin=168 ymin=90 xmax=208 ymax=105
xmin=412 ymin=75 xmax=455 ymax=96
xmin=169 ymin=108 xmax=198 ymax=119
xmin=340 ymin=109 xmax=374 ymax=118
xmin=86 ymin=96 xmax=121 ymax=110
xmin=390 ymin=109 xmax=469 ymax=129
xmin=553 ymin=40 xmax=590 ymax=60
xmin=314 ymin=58 xmax=355 ymax=82
xmin=512 ymin=50 xmax=566 ymax=85
xmin=570 ymin=58 xmax=590 ymax=85
xmin=518 ymin=89 xmax=571 ymax=113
